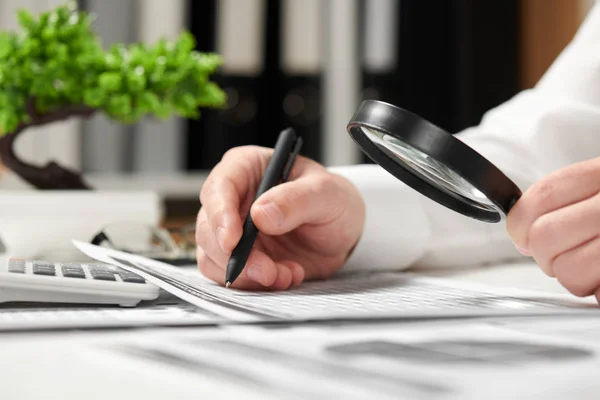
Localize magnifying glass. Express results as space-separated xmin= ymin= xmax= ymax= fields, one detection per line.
xmin=346 ymin=100 xmax=522 ymax=223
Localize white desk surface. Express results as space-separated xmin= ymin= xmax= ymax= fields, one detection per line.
xmin=0 ymin=257 xmax=596 ymax=400
xmin=419 ymin=259 xmax=576 ymax=295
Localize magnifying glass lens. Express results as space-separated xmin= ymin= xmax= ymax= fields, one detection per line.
xmin=361 ymin=126 xmax=496 ymax=212
xmin=347 ymin=100 xmax=522 ymax=222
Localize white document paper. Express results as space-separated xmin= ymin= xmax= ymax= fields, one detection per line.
xmin=1 ymin=315 xmax=600 ymax=399
xmin=86 ymin=317 xmax=600 ymax=400
xmin=73 ymin=241 xmax=599 ymax=323
xmin=0 ymin=291 xmax=225 ymax=331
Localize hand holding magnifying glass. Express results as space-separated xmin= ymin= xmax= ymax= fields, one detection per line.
xmin=506 ymin=158 xmax=600 ymax=300
xmin=346 ymin=100 xmax=600 ymax=303
xmin=346 ymin=100 xmax=522 ymax=223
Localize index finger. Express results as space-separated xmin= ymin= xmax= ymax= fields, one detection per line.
xmin=199 ymin=145 xmax=324 ymax=252
xmin=199 ymin=146 xmax=273 ymax=252
xmin=507 ymin=158 xmax=600 ymax=249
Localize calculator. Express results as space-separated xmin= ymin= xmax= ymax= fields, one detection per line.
xmin=0 ymin=258 xmax=160 ymax=307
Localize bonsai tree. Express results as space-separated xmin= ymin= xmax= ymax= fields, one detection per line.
xmin=0 ymin=2 xmax=226 ymax=189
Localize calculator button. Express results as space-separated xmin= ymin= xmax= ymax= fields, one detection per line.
xmin=118 ymin=271 xmax=146 ymax=284
xmin=32 ymin=261 xmax=56 ymax=276
xmin=61 ymin=263 xmax=83 ymax=268
xmin=61 ymin=264 xmax=86 ymax=279
xmin=8 ymin=259 xmax=26 ymax=273
xmin=89 ymin=267 xmax=116 ymax=281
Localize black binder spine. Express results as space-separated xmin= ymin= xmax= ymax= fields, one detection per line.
xmin=187 ymin=0 xmax=267 ymax=170
xmin=359 ymin=0 xmax=401 ymax=163
xmin=277 ymin=0 xmax=323 ymax=163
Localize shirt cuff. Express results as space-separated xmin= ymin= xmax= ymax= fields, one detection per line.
xmin=327 ymin=164 xmax=432 ymax=274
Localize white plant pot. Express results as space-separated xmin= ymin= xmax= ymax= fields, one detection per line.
xmin=0 ymin=191 xmax=163 ymax=260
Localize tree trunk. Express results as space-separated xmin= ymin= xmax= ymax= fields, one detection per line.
xmin=0 ymin=103 xmax=96 ymax=190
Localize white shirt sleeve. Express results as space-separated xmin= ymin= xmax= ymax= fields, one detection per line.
xmin=331 ymin=1 xmax=600 ymax=274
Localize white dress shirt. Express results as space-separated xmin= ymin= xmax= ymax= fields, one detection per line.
xmin=332 ymin=1 xmax=600 ymax=273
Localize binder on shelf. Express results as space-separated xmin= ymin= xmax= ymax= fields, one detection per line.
xmin=187 ymin=0 xmax=267 ymax=170
xmin=387 ymin=0 xmax=519 ymax=135
xmin=132 ymin=0 xmax=187 ymax=173
xmin=321 ymin=0 xmax=362 ymax=166
xmin=360 ymin=0 xmax=400 ymax=103
xmin=80 ymin=0 xmax=137 ymax=173
xmin=447 ymin=0 xmax=519 ymax=132
xmin=278 ymin=0 xmax=323 ymax=163
xmin=185 ymin=0 xmax=216 ymax=171
xmin=392 ymin=0 xmax=455 ymax=132
xmin=253 ymin=0 xmax=283 ymax=151
xmin=359 ymin=0 xmax=400 ymax=163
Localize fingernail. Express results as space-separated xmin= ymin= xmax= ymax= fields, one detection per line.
xmin=257 ymin=202 xmax=283 ymax=228
xmin=216 ymin=227 xmax=227 ymax=252
xmin=515 ymin=244 xmax=530 ymax=256
xmin=246 ymin=264 xmax=264 ymax=285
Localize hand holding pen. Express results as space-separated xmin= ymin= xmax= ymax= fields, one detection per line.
xmin=226 ymin=128 xmax=303 ymax=287
xmin=195 ymin=128 xmax=366 ymax=291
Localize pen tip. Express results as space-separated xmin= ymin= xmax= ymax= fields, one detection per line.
xmin=225 ymin=281 xmax=231 ymax=288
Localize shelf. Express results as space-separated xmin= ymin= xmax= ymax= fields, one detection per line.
xmin=0 ymin=170 xmax=209 ymax=200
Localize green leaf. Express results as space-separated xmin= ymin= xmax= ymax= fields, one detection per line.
xmin=98 ymin=72 xmax=122 ymax=92
xmin=107 ymin=94 xmax=132 ymax=116
xmin=17 ymin=9 xmax=37 ymax=31
xmin=194 ymin=52 xmax=224 ymax=74
xmin=41 ymin=27 xmax=57 ymax=41
xmin=0 ymin=109 xmax=20 ymax=133
xmin=196 ymin=81 xmax=227 ymax=107
xmin=0 ymin=3 xmax=227 ymax=132
xmin=47 ymin=43 xmax=69 ymax=60
xmin=21 ymin=38 xmax=41 ymax=56
xmin=38 ymin=11 xmax=49 ymax=29
xmin=152 ymin=38 xmax=168 ymax=56
xmin=153 ymin=102 xmax=172 ymax=119
xmin=76 ymin=53 xmax=99 ymax=69
xmin=121 ymin=107 xmax=146 ymax=124
xmin=62 ymin=80 xmax=83 ymax=102
xmin=0 ymin=33 xmax=14 ymax=59
xmin=17 ymin=109 xmax=30 ymax=125
xmin=30 ymin=78 xmax=54 ymax=97
xmin=59 ymin=19 xmax=78 ymax=39
xmin=81 ymin=71 xmax=99 ymax=87
xmin=0 ymin=110 xmax=9 ymax=132
xmin=83 ymin=88 xmax=106 ymax=107
xmin=148 ymin=62 xmax=166 ymax=83
xmin=55 ymin=6 xmax=70 ymax=23
xmin=126 ymin=67 xmax=146 ymax=92
xmin=171 ymin=92 xmax=198 ymax=117
xmin=137 ymin=91 xmax=160 ymax=112
xmin=127 ymin=44 xmax=146 ymax=66
xmin=176 ymin=31 xmax=196 ymax=53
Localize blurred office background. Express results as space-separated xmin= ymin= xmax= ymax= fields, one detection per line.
xmin=0 ymin=0 xmax=595 ymax=224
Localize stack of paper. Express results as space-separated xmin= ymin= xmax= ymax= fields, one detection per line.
xmin=72 ymin=241 xmax=598 ymax=323
xmin=0 ymin=240 xmax=596 ymax=332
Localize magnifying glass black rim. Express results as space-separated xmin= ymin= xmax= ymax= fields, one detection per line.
xmin=346 ymin=100 xmax=522 ymax=223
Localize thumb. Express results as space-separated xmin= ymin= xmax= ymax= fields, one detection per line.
xmin=250 ymin=174 xmax=345 ymax=235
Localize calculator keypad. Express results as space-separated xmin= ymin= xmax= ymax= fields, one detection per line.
xmin=7 ymin=259 xmax=146 ymax=284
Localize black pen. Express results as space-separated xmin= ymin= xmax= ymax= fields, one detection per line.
xmin=225 ymin=128 xmax=303 ymax=288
